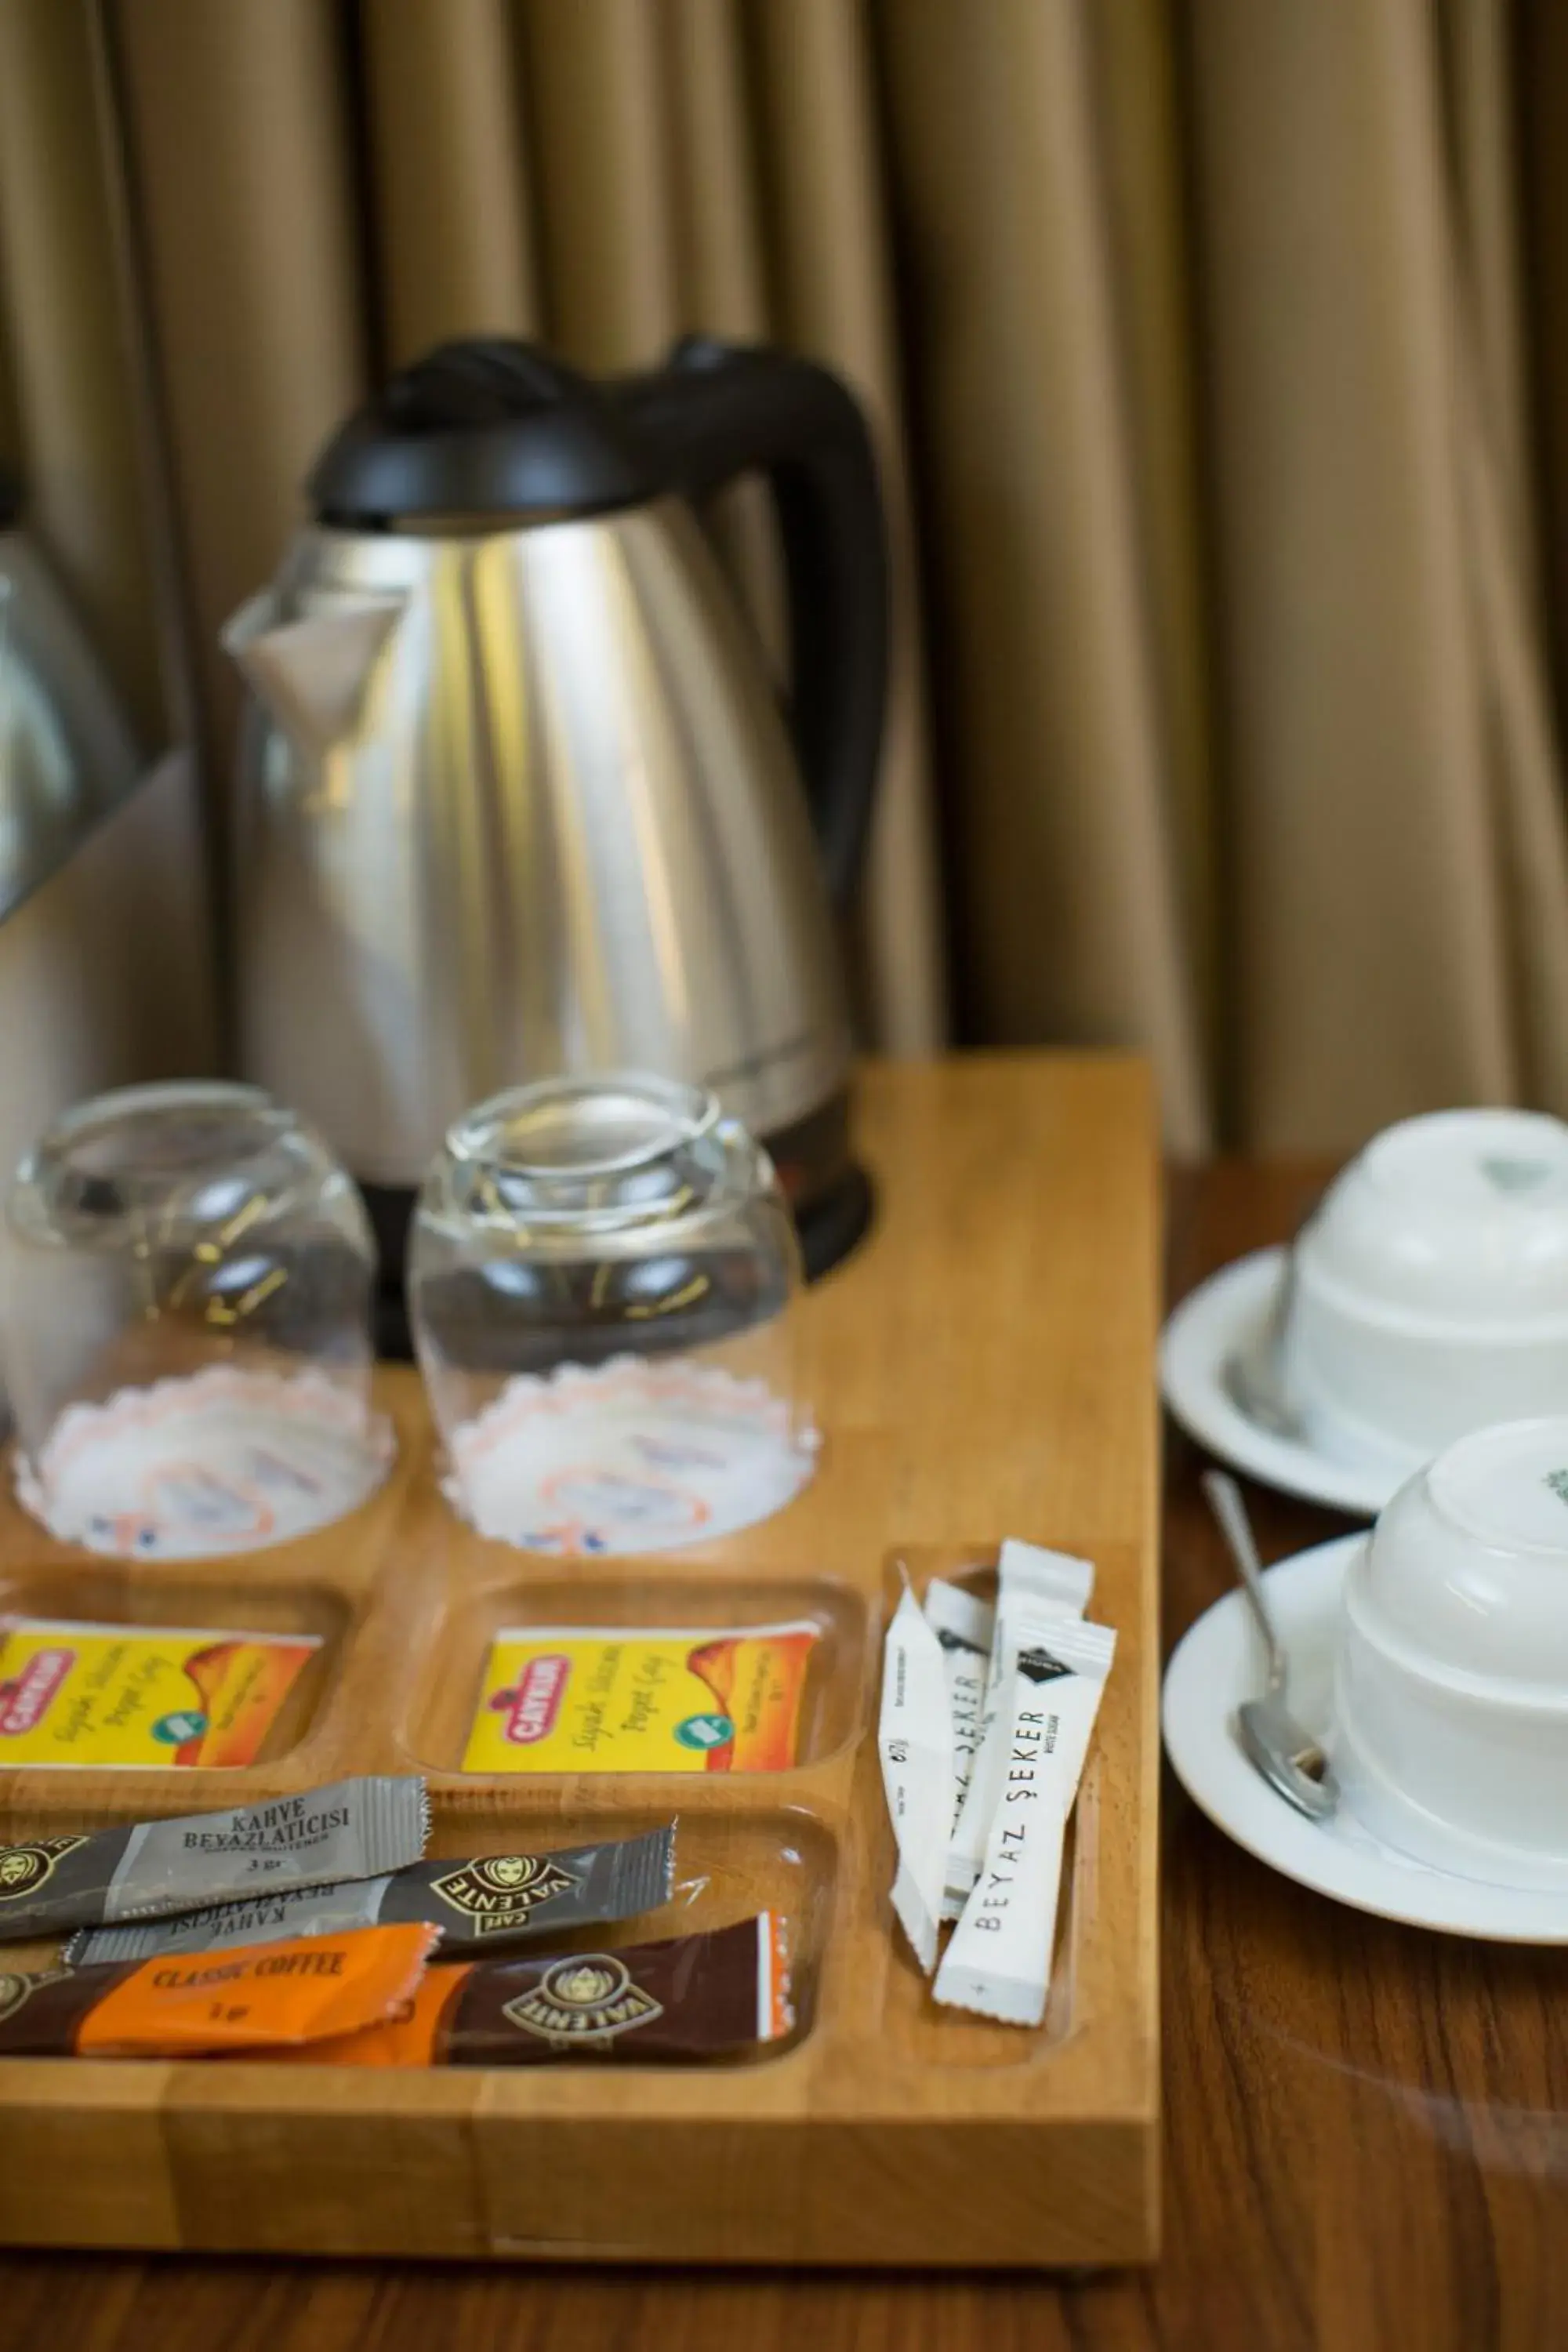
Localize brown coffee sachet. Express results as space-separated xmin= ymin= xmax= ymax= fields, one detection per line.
xmin=273 ymin=1911 xmax=791 ymax=2067
xmin=69 ymin=1823 xmax=677 ymax=1965
xmin=0 ymin=1923 xmax=438 ymax=2056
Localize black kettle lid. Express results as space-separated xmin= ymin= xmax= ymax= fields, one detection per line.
xmin=308 ymin=340 xmax=659 ymax=525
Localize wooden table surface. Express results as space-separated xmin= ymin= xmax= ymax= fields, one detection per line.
xmin=1 ymin=1157 xmax=1561 ymax=2350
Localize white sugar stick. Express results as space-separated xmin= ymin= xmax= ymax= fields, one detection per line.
xmin=935 ymin=1614 xmax=1116 ymax=2026
xmin=945 ymin=1541 xmax=1094 ymax=1911
xmin=878 ymin=1581 xmax=953 ymax=1973
xmin=924 ymin=1577 xmax=994 ymax=1842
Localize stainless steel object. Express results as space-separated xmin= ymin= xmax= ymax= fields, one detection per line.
xmin=1 ymin=490 xmax=141 ymax=921
xmin=1222 ymin=1338 xmax=1307 ymax=1443
xmin=224 ymin=338 xmax=887 ymax=1308
xmin=0 ymin=480 xmax=217 ymax=1420
xmin=1202 ymin=1468 xmax=1339 ymax=1823
xmin=1221 ymin=1196 xmax=1324 ymax=1441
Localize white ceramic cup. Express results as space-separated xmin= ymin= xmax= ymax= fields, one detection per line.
xmin=1333 ymin=1417 xmax=1568 ymax=1887
xmin=1276 ymin=1109 xmax=1568 ymax=1471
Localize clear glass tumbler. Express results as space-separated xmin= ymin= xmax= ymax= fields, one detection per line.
xmin=2 ymin=1080 xmax=393 ymax=1557
xmin=410 ymin=1073 xmax=818 ymax=1554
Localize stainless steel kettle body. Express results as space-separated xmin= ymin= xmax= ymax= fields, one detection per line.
xmin=229 ymin=499 xmax=851 ymax=1179
xmin=1 ymin=510 xmax=141 ymax=922
xmin=226 ymin=338 xmax=887 ymax=1294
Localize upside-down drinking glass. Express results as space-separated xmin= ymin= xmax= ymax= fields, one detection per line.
xmin=2 ymin=1080 xmax=393 ymax=1557
xmin=409 ymin=1073 xmax=818 ymax=1555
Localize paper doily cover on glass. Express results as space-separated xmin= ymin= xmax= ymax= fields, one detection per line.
xmin=444 ymin=1356 xmax=819 ymax=1555
xmin=14 ymin=1365 xmax=396 ymax=1559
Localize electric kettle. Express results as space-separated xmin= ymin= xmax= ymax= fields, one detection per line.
xmin=1 ymin=471 xmax=142 ymax=922
xmin=224 ymin=336 xmax=887 ymax=1332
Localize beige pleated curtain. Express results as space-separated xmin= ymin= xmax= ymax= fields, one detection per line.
xmin=2 ymin=0 xmax=1566 ymax=1155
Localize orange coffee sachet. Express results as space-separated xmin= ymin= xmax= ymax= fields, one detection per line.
xmin=0 ymin=1923 xmax=437 ymax=2057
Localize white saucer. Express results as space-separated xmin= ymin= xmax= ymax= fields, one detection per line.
xmin=1163 ymin=1534 xmax=1568 ymax=1941
xmin=1160 ymin=1248 xmax=1417 ymax=1516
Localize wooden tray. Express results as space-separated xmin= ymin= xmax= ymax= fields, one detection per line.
xmin=0 ymin=1056 xmax=1160 ymax=2267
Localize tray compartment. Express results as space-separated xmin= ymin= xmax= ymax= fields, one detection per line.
xmin=0 ymin=1566 xmax=348 ymax=1777
xmin=419 ymin=1796 xmax=838 ymax=2054
xmin=406 ymin=1569 xmax=872 ymax=1777
xmin=877 ymin=1805 xmax=1084 ymax=2069
xmin=869 ymin=1543 xmax=1105 ymax=2066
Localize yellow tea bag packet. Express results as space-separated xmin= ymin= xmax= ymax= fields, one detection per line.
xmin=0 ymin=1617 xmax=319 ymax=1769
xmin=462 ymin=1621 xmax=819 ymax=1773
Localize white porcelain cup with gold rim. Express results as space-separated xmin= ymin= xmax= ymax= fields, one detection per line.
xmin=1276 ymin=1109 xmax=1568 ymax=1469
xmin=1333 ymin=1417 xmax=1568 ymax=1888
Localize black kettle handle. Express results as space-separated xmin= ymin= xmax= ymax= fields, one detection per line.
xmin=620 ymin=336 xmax=887 ymax=902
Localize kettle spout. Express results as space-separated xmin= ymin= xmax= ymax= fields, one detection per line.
xmin=221 ymin=590 xmax=407 ymax=759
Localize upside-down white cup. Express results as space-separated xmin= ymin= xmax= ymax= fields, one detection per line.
xmin=1276 ymin=1109 xmax=1568 ymax=1470
xmin=1333 ymin=1417 xmax=1568 ymax=1888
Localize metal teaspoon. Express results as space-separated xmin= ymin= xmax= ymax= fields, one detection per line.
xmin=1202 ymin=1468 xmax=1339 ymax=1823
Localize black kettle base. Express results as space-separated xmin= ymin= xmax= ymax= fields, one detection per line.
xmin=369 ymin=1163 xmax=874 ymax=1363
xmin=796 ymin=1160 xmax=874 ymax=1284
